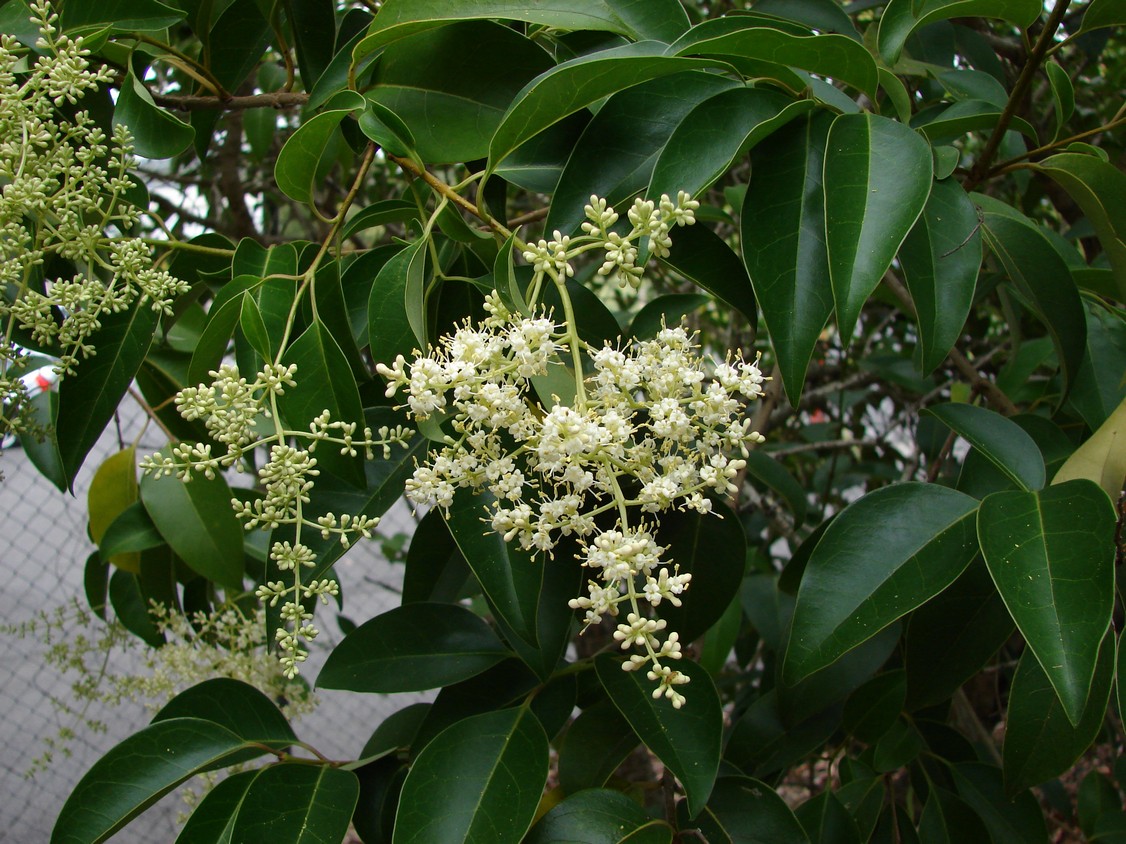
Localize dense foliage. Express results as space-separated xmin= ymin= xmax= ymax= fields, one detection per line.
xmin=1 ymin=0 xmax=1123 ymax=840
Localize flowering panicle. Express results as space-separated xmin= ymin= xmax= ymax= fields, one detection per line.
xmin=0 ymin=2 xmax=189 ymax=444
xmin=379 ymin=194 xmax=765 ymax=705
xmin=142 ymin=361 xmax=413 ymax=677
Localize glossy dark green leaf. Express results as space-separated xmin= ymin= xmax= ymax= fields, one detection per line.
xmin=526 ymin=789 xmax=673 ymax=844
xmin=367 ymin=21 xmax=553 ymax=164
xmin=1003 ymin=631 xmax=1114 ymax=795
xmin=18 ymin=387 xmax=65 ymax=492
xmin=558 ymin=698 xmax=639 ymax=795
xmin=83 ymin=551 xmax=109 ymax=620
xmin=285 ymin=0 xmax=336 ymax=89
xmin=823 ymin=113 xmax=932 ymax=341
xmin=343 ymin=199 xmax=420 ymax=240
xmin=1069 ymin=305 xmax=1126 ymax=432
xmin=629 ymin=293 xmax=710 ymax=340
xmin=152 ymin=679 xmax=296 ymax=748
xmin=279 ymin=320 xmax=366 ymax=484
xmin=656 ymin=500 xmax=747 ymax=644
xmin=360 ymin=703 xmax=432 ymax=760
xmin=275 ymin=93 xmax=364 ymax=204
xmin=744 ymin=451 xmax=808 ymax=526
xmin=1034 ymin=153 xmax=1126 ymax=301
xmin=370 ymin=239 xmax=427 ymax=370
xmin=649 ymin=87 xmax=814 ymax=202
xmin=754 ymin=0 xmax=859 ymax=37
xmin=925 ymin=403 xmax=1046 ymax=491
xmin=596 ymin=655 xmax=721 ymax=816
xmin=842 ymin=671 xmax=906 ymax=744
xmin=904 ymin=558 xmax=1014 ymax=710
xmin=52 ymin=719 xmax=254 ymax=844
xmin=1045 ymin=62 xmax=1074 ymax=141
xmin=402 ymin=508 xmax=470 ymax=604
xmin=547 ymin=71 xmax=738 ymax=237
xmin=1078 ymin=769 xmax=1122 ymax=838
xmin=317 ymin=602 xmax=510 ymax=693
xmin=916 ymin=100 xmax=1038 ymax=145
xmin=487 ymin=42 xmax=727 ymax=176
xmin=877 ymin=0 xmax=1041 ymax=64
xmin=898 ymin=177 xmax=982 ymax=373
xmin=917 ymin=787 xmax=991 ymax=844
xmin=691 ymin=776 xmax=809 ymax=842
xmin=175 ymin=768 xmax=262 ymax=844
xmin=56 ymin=301 xmax=158 ymax=488
xmin=795 ymin=791 xmax=862 ymax=844
xmin=230 ymin=765 xmax=359 ymax=844
xmin=99 ymin=500 xmax=164 ymax=558
xmin=724 ymin=690 xmax=840 ymax=778
xmin=674 ymin=26 xmax=878 ymax=100
xmin=139 ymin=449 xmax=244 ymax=590
xmin=61 ymin=0 xmax=183 ymax=31
xmin=446 ymin=488 xmax=539 ymax=647
xmin=187 ymin=285 xmax=253 ymax=386
xmin=113 ymin=71 xmax=194 ymax=159
xmin=662 ymin=223 xmax=757 ymax=331
xmin=978 ymin=479 xmax=1116 ymax=725
xmin=108 ymin=570 xmax=163 ymax=646
xmin=741 ymin=111 xmax=834 ymax=404
xmin=783 ymin=483 xmax=979 ymax=685
xmin=949 ymin=763 xmax=1049 ymax=844
xmin=392 ymin=707 xmax=549 ymax=844
xmin=981 ymin=209 xmax=1087 ymax=397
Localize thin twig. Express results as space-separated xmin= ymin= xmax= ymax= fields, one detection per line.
xmin=151 ymin=91 xmax=311 ymax=111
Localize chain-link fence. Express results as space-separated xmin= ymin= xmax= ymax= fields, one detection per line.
xmin=0 ymin=402 xmax=422 ymax=842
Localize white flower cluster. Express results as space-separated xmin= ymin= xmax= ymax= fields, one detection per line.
xmin=522 ymin=191 xmax=699 ymax=290
xmin=142 ymin=362 xmax=413 ymax=677
xmin=379 ymin=220 xmax=765 ymax=704
xmin=0 ymin=3 xmax=189 ymax=443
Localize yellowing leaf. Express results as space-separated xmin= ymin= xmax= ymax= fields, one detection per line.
xmin=1053 ymin=396 xmax=1126 ymax=499
xmin=87 ymin=447 xmax=140 ymax=573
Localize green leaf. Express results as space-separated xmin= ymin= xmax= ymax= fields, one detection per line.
xmin=343 ymin=199 xmax=420 ymax=240
xmin=596 ymin=655 xmax=721 ymax=817
xmin=229 ymin=765 xmax=359 ymax=844
xmin=1068 ymin=305 xmax=1126 ymax=432
xmin=446 ymin=488 xmax=539 ymax=647
xmin=138 ymin=450 xmax=244 ymax=590
xmin=1054 ymin=396 xmax=1126 ymax=501
xmin=1033 ymin=153 xmax=1126 ymax=302
xmin=724 ymin=689 xmax=840 ymax=778
xmin=916 ymin=100 xmax=1038 ymax=145
xmin=17 ymin=387 xmax=66 ymax=492
xmin=558 ymin=698 xmax=639 ymax=795
xmin=981 ymin=211 xmax=1087 ymax=396
xmin=949 ymin=763 xmax=1049 ymax=844
xmin=109 ymin=570 xmax=163 ymax=646
xmin=656 ymin=500 xmax=747 ymax=644
xmin=188 ymin=284 xmax=252 ymax=385
xmin=392 ymin=707 xmax=549 ymax=844
xmin=547 ymin=71 xmax=738 ymax=237
xmin=823 ymin=113 xmax=932 ymax=341
xmin=661 ymin=223 xmax=757 ymax=331
xmin=630 ymin=293 xmax=710 ymax=340
xmin=278 ymin=320 xmax=367 ymax=485
xmin=1003 ymin=631 xmax=1114 ymax=795
xmin=917 ymin=787 xmax=992 ymax=844
xmin=795 ymin=792 xmax=862 ymax=844
xmin=1079 ymin=0 xmax=1126 ymax=33
xmin=526 ymin=789 xmax=673 ymax=844
xmin=1078 ymin=770 xmax=1122 ymax=839
xmin=152 ymin=679 xmax=296 ymax=748
xmin=175 ymin=769 xmax=262 ymax=844
xmin=673 ymin=26 xmax=878 ymax=101
xmin=62 ymin=0 xmax=184 ymax=31
xmin=754 ymin=0 xmax=860 ymax=38
xmin=877 ymin=0 xmax=1042 ymax=64
xmin=317 ymin=602 xmax=510 ymax=693
xmin=367 ymin=21 xmax=554 ymax=164
xmin=52 ymin=719 xmax=255 ymax=844
xmin=843 ymin=671 xmax=906 ymax=744
xmin=925 ymin=403 xmax=1046 ymax=491
xmin=782 ymin=482 xmax=980 ymax=685
xmin=744 ymin=451 xmax=809 ymax=526
xmin=113 ymin=71 xmax=194 ymax=159
xmin=650 ymin=87 xmax=815 ymax=202
xmin=83 ymin=551 xmax=109 ymax=620
xmin=56 ymin=300 xmax=158 ymax=489
xmin=898 ymin=177 xmax=982 ymax=373
xmin=978 ymin=479 xmax=1116 ymax=725
xmin=370 ymin=240 xmax=426 ymax=370
xmin=285 ymin=0 xmax=337 ymax=90
xmin=487 ymin=42 xmax=728 ymax=177
xmin=691 ymin=776 xmax=810 ymax=842
xmin=741 ymin=111 xmax=834 ymax=405
xmin=1045 ymin=62 xmax=1075 ymax=141
xmin=904 ymin=558 xmax=1014 ymax=710
xmin=275 ymin=93 xmax=364 ymax=204
xmin=352 ymin=0 xmax=688 ymax=65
